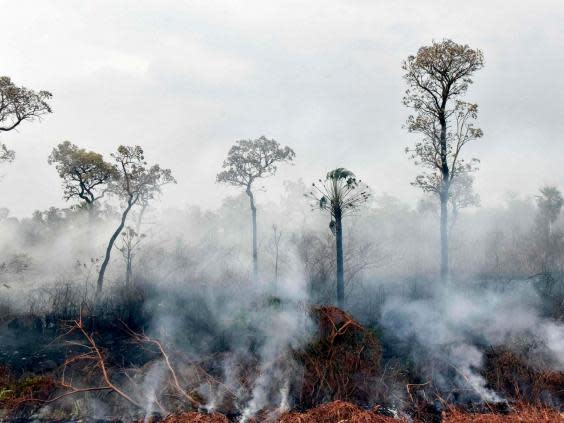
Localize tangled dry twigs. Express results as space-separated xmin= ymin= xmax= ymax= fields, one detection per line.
xmin=11 ymin=315 xmax=209 ymax=416
xmin=277 ymin=400 xmax=404 ymax=423
xmin=295 ymin=306 xmax=382 ymax=408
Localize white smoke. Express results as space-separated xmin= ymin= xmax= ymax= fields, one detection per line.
xmin=238 ymin=252 xmax=313 ymax=422
xmin=381 ymin=281 xmax=564 ymax=402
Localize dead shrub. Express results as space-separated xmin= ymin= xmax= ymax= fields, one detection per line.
xmin=277 ymin=400 xmax=404 ymax=423
xmin=0 ymin=365 xmax=56 ymax=415
xmin=294 ymin=306 xmax=382 ymax=408
xmin=444 ymin=402 xmax=563 ymax=422
xmin=483 ymin=347 xmax=564 ymax=407
xmin=159 ymin=411 xmax=230 ymax=423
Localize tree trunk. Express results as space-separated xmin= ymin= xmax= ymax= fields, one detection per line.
xmin=439 ymin=112 xmax=450 ymax=283
xmin=125 ymin=251 xmax=132 ymax=288
xmin=246 ymin=187 xmax=258 ymax=282
xmin=97 ymin=198 xmax=135 ymax=294
xmin=274 ymin=247 xmax=279 ymax=287
xmin=86 ymin=201 xmax=95 ymax=221
xmin=135 ymin=203 xmax=147 ymax=234
xmin=335 ymin=210 xmax=344 ymax=308
xmin=440 ymin=191 xmax=449 ymax=282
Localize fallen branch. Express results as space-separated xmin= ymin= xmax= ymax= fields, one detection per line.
xmin=122 ymin=325 xmax=202 ymax=408
xmin=20 ymin=316 xmax=144 ymax=410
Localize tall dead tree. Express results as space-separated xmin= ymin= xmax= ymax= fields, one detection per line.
xmin=217 ymin=136 xmax=295 ymax=281
xmin=403 ymin=39 xmax=484 ymax=282
xmin=116 ymin=226 xmax=145 ymax=288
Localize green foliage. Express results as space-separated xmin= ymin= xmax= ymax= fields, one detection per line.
xmin=0 ymin=76 xmax=52 ymax=133
xmin=0 ymin=368 xmax=54 ymax=408
xmin=326 ymin=167 xmax=355 ymax=182
xmin=309 ymin=167 xmax=370 ymax=227
xmin=0 ymin=388 xmax=13 ymax=401
xmin=48 ymin=141 xmax=117 ymax=206
xmin=95 ymin=145 xmax=175 ymax=292
xmin=110 ymin=145 xmax=176 ymax=205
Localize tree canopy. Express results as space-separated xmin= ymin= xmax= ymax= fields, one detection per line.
xmin=110 ymin=145 xmax=176 ymax=205
xmin=536 ymin=186 xmax=563 ymax=226
xmin=97 ymin=145 xmax=175 ymax=293
xmin=308 ymin=167 xmax=369 ymax=307
xmin=0 ymin=76 xmax=52 ymax=133
xmin=48 ymin=141 xmax=117 ymax=208
xmin=217 ymin=136 xmax=295 ymax=189
xmin=310 ymin=168 xmax=370 ymax=231
xmin=0 ymin=76 xmax=52 ymax=165
xmin=403 ymin=39 xmax=484 ymax=281
xmin=403 ymin=39 xmax=484 ymax=194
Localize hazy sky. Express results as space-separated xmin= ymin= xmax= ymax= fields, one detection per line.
xmin=1 ymin=1 xmax=563 ymax=216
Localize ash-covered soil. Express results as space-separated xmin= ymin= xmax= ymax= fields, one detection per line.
xmin=1 ymin=304 xmax=563 ymax=423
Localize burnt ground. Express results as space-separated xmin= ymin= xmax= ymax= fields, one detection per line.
xmin=0 ymin=316 xmax=154 ymax=377
xmin=1 ymin=306 xmax=563 ymax=422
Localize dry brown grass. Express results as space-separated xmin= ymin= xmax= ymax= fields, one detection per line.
xmin=277 ymin=401 xmax=404 ymax=423
xmin=484 ymin=347 xmax=564 ymax=406
xmin=160 ymin=411 xmax=230 ymax=423
xmin=276 ymin=402 xmax=564 ymax=423
xmin=0 ymin=364 xmax=57 ymax=414
xmin=444 ymin=403 xmax=564 ymax=422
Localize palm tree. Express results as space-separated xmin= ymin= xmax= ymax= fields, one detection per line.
xmin=309 ymin=168 xmax=369 ymax=308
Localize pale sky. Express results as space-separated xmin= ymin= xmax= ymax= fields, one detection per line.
xmin=1 ymin=0 xmax=563 ymax=216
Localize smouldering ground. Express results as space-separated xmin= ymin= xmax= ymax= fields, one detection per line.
xmin=444 ymin=404 xmax=563 ymax=422
xmin=158 ymin=401 xmax=564 ymax=423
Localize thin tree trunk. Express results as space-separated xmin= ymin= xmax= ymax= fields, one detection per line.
xmin=335 ymin=210 xmax=344 ymax=308
xmin=125 ymin=251 xmax=132 ymax=288
xmin=440 ymin=192 xmax=449 ymax=282
xmin=449 ymin=205 xmax=458 ymax=232
xmin=439 ymin=112 xmax=450 ymax=283
xmin=246 ymin=187 xmax=258 ymax=282
xmin=97 ymin=198 xmax=135 ymax=294
xmin=274 ymin=247 xmax=279 ymax=287
xmin=135 ymin=203 xmax=147 ymax=234
xmin=273 ymin=226 xmax=281 ymax=293
xmin=86 ymin=201 xmax=95 ymax=221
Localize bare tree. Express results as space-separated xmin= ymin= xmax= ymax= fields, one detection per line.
xmin=48 ymin=141 xmax=117 ymax=212
xmin=0 ymin=76 xmax=52 ymax=164
xmin=116 ymin=226 xmax=145 ymax=288
xmin=309 ymin=168 xmax=369 ymax=308
xmin=403 ymin=39 xmax=484 ymax=282
xmin=96 ymin=146 xmax=175 ymax=293
xmin=217 ymin=136 xmax=295 ymax=281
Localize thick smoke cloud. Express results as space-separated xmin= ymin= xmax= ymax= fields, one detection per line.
xmin=1 ymin=179 xmax=562 ymax=420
